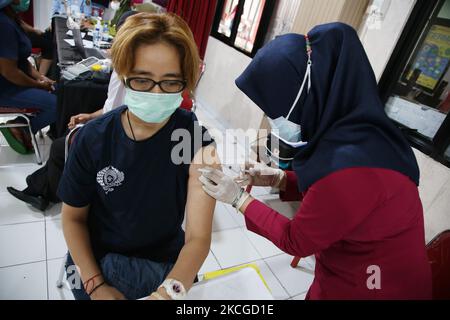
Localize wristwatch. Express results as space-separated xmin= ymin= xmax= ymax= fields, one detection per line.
xmin=159 ymin=278 xmax=187 ymax=300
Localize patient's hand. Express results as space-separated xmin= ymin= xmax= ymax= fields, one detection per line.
xmin=68 ymin=113 xmax=93 ymax=130
xmin=147 ymin=287 xmax=171 ymax=300
xmin=90 ymin=284 xmax=126 ymax=300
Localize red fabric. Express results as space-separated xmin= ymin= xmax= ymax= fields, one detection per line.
xmin=244 ymin=168 xmax=432 ymax=300
xmin=279 ymin=171 xmax=303 ymax=202
xmin=167 ymin=0 xmax=217 ymax=59
xmin=0 ymin=107 xmax=39 ymax=114
xmin=179 ymin=90 xmax=193 ymax=111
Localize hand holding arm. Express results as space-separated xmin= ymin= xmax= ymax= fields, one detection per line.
xmin=236 ymin=160 xmax=287 ymax=190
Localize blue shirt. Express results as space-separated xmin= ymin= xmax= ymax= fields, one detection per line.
xmin=58 ymin=106 xmax=214 ymax=263
xmin=52 ymin=0 xmax=92 ymax=17
xmin=0 ymin=11 xmax=32 ymax=92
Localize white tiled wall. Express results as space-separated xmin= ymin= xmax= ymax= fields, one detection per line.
xmin=196 ymin=37 xmax=265 ymax=132
xmin=359 ymin=0 xmax=417 ymax=81
xmin=33 ymin=0 xmax=53 ymax=30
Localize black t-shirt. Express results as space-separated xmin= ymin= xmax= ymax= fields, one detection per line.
xmin=58 ymin=106 xmax=214 ymax=263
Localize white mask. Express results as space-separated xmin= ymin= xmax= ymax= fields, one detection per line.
xmin=269 ymin=34 xmax=312 ymax=149
xmin=269 ymin=58 xmax=311 ymax=148
xmin=110 ymin=1 xmax=120 ymax=10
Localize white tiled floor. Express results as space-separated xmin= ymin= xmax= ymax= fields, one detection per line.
xmin=0 ymin=109 xmax=315 ymax=300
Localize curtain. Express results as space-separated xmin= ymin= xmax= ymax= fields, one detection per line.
xmin=167 ymin=0 xmax=218 ymax=59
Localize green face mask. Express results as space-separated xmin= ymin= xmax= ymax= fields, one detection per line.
xmin=12 ymin=0 xmax=30 ymax=12
xmin=124 ymin=88 xmax=183 ymax=124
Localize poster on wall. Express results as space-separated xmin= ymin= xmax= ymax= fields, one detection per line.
xmin=407 ymin=25 xmax=450 ymax=92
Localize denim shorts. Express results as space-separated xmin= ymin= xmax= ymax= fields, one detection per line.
xmin=65 ymin=252 xmax=174 ymax=300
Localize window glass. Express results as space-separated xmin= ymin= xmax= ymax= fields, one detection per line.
xmin=234 ymin=0 xmax=266 ymax=53
xmin=218 ymin=0 xmax=240 ymax=37
xmin=386 ymin=0 xmax=450 ymax=139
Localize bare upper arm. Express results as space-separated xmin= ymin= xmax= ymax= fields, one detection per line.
xmin=184 ymin=144 xmax=221 ymax=243
xmin=61 ymin=203 xmax=90 ymax=224
xmin=0 ymin=57 xmax=18 ymax=77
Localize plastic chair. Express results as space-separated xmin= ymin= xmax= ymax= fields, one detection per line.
xmin=56 ymin=124 xmax=84 ymax=290
xmin=427 ymin=230 xmax=450 ymax=300
xmin=0 ymin=107 xmax=43 ymax=164
xmin=30 ymin=48 xmax=42 ymax=70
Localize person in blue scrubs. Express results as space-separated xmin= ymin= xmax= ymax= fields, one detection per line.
xmin=0 ymin=0 xmax=57 ymax=154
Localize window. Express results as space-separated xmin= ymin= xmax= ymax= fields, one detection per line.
xmin=379 ymin=0 xmax=450 ymax=167
xmin=211 ymin=0 xmax=276 ymax=57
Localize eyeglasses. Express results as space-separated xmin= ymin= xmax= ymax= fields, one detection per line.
xmin=125 ymin=77 xmax=187 ymax=93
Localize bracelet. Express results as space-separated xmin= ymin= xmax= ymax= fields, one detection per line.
xmin=231 ymin=188 xmax=245 ymax=208
xmin=235 ymin=192 xmax=251 ymax=212
xmin=88 ymin=281 xmax=106 ymax=296
xmin=83 ymin=273 xmax=102 ymax=292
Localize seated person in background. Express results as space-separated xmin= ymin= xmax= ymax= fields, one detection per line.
xmin=21 ymin=21 xmax=54 ymax=77
xmin=6 ymin=69 xmax=125 ymax=211
xmin=0 ymin=0 xmax=56 ymax=155
xmin=52 ymin=0 xmax=93 ymax=17
xmin=58 ymin=12 xmax=219 ymax=300
xmin=6 ymin=11 xmax=134 ymax=211
xmin=13 ymin=1 xmax=54 ymax=77
xmin=52 ymin=0 xmax=103 ymax=30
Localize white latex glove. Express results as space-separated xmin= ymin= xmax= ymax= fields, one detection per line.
xmin=198 ymin=167 xmax=244 ymax=206
xmin=235 ymin=160 xmax=286 ymax=188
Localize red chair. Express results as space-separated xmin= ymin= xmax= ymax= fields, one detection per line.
xmin=427 ymin=230 xmax=450 ymax=300
xmin=0 ymin=107 xmax=43 ymax=164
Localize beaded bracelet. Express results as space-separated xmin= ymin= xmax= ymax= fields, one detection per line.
xmin=83 ymin=273 xmax=102 ymax=292
xmin=305 ymin=34 xmax=312 ymax=60
xmin=88 ymin=281 xmax=106 ymax=297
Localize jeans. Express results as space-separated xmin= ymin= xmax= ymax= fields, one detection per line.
xmin=0 ymin=86 xmax=56 ymax=133
xmin=65 ymin=253 xmax=174 ymax=300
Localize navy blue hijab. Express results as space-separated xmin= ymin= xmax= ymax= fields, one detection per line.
xmin=236 ymin=23 xmax=419 ymax=192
